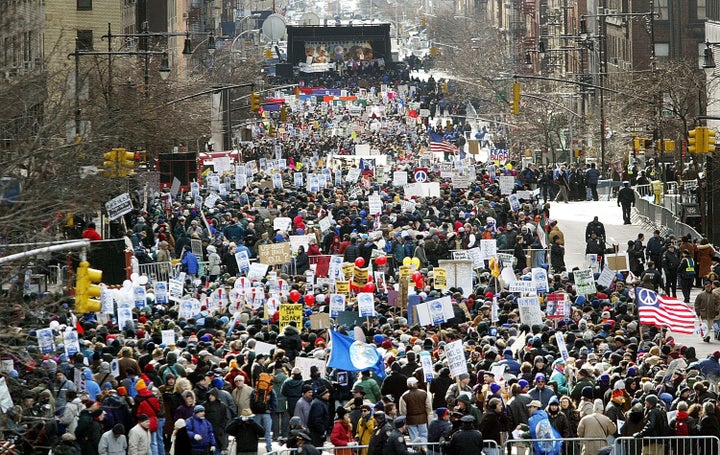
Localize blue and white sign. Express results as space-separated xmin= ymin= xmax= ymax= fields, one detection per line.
xmin=414 ymin=169 xmax=428 ymax=183
xmin=154 ymin=282 xmax=168 ymax=305
xmin=134 ymin=286 xmax=146 ymax=308
xmin=357 ymin=292 xmax=376 ymax=317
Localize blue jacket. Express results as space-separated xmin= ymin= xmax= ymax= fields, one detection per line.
xmin=496 ymin=355 xmax=521 ymax=376
xmin=694 ymin=357 xmax=720 ymax=380
xmin=528 ymin=409 xmax=563 ymax=455
xmin=181 ymin=251 xmax=199 ymax=275
xmin=185 ymin=415 xmax=217 ymax=451
xmin=528 ymin=387 xmax=556 ymax=409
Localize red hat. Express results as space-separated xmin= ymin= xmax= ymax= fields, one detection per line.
xmin=139 ymin=316 xmax=147 ymax=324
xmin=315 ymin=338 xmax=325 ymax=346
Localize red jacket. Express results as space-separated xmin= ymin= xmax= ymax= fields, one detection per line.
xmin=81 ymin=228 xmax=102 ymax=241
xmin=135 ymin=388 xmax=161 ymax=432
xmin=330 ymin=420 xmax=354 ymax=454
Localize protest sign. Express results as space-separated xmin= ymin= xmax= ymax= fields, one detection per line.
xmin=532 ymin=267 xmax=549 ymax=293
xmin=336 ymin=281 xmax=350 ymax=295
xmin=357 ymin=293 xmax=376 ymax=317
xmin=445 ymin=340 xmax=469 ymax=377
xmin=329 ymin=294 xmax=346 ymax=317
xmin=309 ymin=313 xmax=331 ymax=329
xmin=574 ymin=268 xmax=596 ymax=295
xmin=433 ymin=268 xmax=447 ymax=289
xmin=393 ymin=171 xmax=408 ymax=187
xmin=498 ymin=176 xmax=515 ymax=195
xmin=273 ymin=217 xmax=292 ymax=232
xmin=279 ymin=304 xmax=303 ymax=327
xmin=258 ymin=243 xmax=292 ymax=265
xmin=556 ymin=332 xmax=570 ymax=360
xmin=294 ymin=357 xmax=327 ymax=380
xmin=161 ymin=329 xmax=176 ymax=346
xmin=509 ymin=280 xmax=537 ymax=293
xmin=597 ymin=266 xmax=616 ymax=288
xmin=545 ymin=293 xmax=568 ymax=319
xmin=517 ymin=296 xmax=544 ymax=327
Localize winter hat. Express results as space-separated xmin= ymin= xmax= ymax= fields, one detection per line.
xmin=518 ymin=379 xmax=530 ymax=389
xmin=135 ymin=379 xmax=147 ymax=391
xmin=436 ymin=407 xmax=449 ymax=418
xmin=490 ymin=383 xmax=502 ymax=394
xmin=581 ymin=386 xmax=593 ymax=399
xmin=194 ymin=405 xmax=206 ymax=413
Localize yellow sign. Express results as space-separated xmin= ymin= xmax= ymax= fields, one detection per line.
xmin=279 ymin=304 xmax=303 ymax=327
xmin=353 ymin=266 xmax=368 ymax=285
xmin=336 ymin=281 xmax=350 ymax=295
xmin=434 ymin=268 xmax=447 ymax=289
xmin=399 ymin=265 xmax=412 ymax=279
xmin=341 ymin=263 xmax=355 ymax=281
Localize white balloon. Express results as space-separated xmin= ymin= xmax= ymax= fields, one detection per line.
xmin=49 ymin=320 xmax=60 ymax=330
xmin=123 ymin=280 xmax=133 ymax=290
xmin=130 ymin=273 xmax=139 ymax=283
xmin=138 ymin=275 xmax=149 ymax=286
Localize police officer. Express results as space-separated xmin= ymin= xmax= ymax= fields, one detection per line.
xmin=385 ymin=416 xmax=419 ymax=455
xmin=447 ymin=415 xmax=484 ymax=453
xmin=296 ymin=432 xmax=321 ymax=455
xmin=617 ymin=181 xmax=636 ymax=225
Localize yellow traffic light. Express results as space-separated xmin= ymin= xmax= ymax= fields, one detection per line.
xmin=511 ymin=82 xmax=520 ymax=115
xmin=75 ymin=261 xmax=102 ymax=313
xmin=633 ymin=136 xmax=640 ymax=152
xmin=264 ymin=49 xmax=273 ymax=59
xmin=663 ymin=139 xmax=675 ymax=152
xmin=103 ymin=150 xmax=119 ymax=177
xmin=250 ymin=92 xmax=260 ymax=112
xmin=116 ymin=148 xmax=135 ymax=177
xmin=689 ymin=127 xmax=700 ymax=154
xmin=707 ymin=129 xmax=716 ymax=153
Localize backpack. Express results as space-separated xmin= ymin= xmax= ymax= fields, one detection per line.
xmin=250 ymin=372 xmax=273 ymax=414
xmin=675 ymin=416 xmax=690 ymax=436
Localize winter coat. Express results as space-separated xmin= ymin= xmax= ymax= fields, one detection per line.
xmin=330 ymin=420 xmax=354 ymax=455
xmin=226 ymin=417 xmax=265 ymax=452
xmin=128 ymin=424 xmax=152 ymax=455
xmin=695 ymin=290 xmax=720 ymax=321
xmin=98 ymin=431 xmax=127 ymax=455
xmin=308 ymin=397 xmax=331 ymax=435
xmin=577 ymin=412 xmax=616 ymax=455
xmin=185 ymin=416 xmax=217 ymax=451
xmin=698 ymin=243 xmax=717 ymax=278
xmin=282 ymin=376 xmax=305 ymax=416
xmin=203 ymin=396 xmax=229 ymax=450
xmin=356 ymin=414 xmax=375 ymax=455
xmin=135 ymin=389 xmax=161 ymax=433
xmin=447 ymin=427 xmax=484 ymax=453
xmin=273 ymin=370 xmax=289 ymax=412
xmin=75 ymin=410 xmax=102 ymax=455
xmin=547 ymin=410 xmax=571 ymax=438
xmin=527 ymin=409 xmax=563 ymax=455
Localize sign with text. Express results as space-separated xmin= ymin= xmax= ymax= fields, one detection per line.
xmin=105 ymin=193 xmax=133 ymax=221
xmin=258 ymin=243 xmax=292 ymax=265
xmin=279 ymin=304 xmax=303 ymax=327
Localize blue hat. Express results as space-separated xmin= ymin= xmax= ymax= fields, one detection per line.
xmin=518 ymin=379 xmax=529 ymax=389
xmin=103 ymin=382 xmax=113 ymax=390
xmin=534 ymin=373 xmax=546 ymax=382
xmin=194 ymin=405 xmax=205 ymax=413
xmin=394 ymin=416 xmax=407 ymax=428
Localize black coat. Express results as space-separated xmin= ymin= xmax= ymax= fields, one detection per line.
xmin=381 ymin=372 xmax=408 ymax=405
xmin=448 ymin=427 xmax=484 ymax=453
xmin=226 ymin=417 xmax=265 ymax=452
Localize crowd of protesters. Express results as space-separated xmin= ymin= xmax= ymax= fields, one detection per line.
xmin=4 ymin=62 xmax=720 ymax=455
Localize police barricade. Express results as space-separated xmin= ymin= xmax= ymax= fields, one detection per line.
xmin=138 ymin=261 xmax=174 ymax=281
xmin=613 ymin=434 xmax=720 ymax=455
xmin=503 ymin=436 xmax=609 ymax=455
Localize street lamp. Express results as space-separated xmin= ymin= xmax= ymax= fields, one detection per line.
xmin=68 ymin=40 xmax=169 ymax=140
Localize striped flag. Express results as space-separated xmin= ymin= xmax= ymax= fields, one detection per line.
xmin=429 ymin=130 xmax=458 ymax=155
xmin=636 ymin=288 xmax=696 ymax=334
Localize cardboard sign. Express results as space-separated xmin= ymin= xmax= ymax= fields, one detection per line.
xmin=258 ymin=243 xmax=292 ymax=265
xmin=445 ymin=340 xmax=469 ymax=378
xmin=605 ymin=253 xmax=629 ymax=272
xmin=310 ymin=312 xmax=331 ymax=329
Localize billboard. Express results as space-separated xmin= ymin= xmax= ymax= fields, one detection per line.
xmin=286 ymin=24 xmax=391 ymax=66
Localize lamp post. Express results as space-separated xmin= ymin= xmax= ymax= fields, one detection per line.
xmin=68 ymin=40 xmax=169 ymax=140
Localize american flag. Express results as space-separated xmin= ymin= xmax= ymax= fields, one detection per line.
xmin=636 ymin=288 xmax=696 ymax=334
xmin=429 ymin=130 xmax=458 ymax=155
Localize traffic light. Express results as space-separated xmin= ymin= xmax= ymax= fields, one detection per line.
xmin=116 ymin=148 xmax=135 ymax=177
xmin=707 ymin=128 xmax=717 ymax=153
xmin=103 ymin=149 xmax=119 ymax=177
xmin=263 ymin=49 xmax=273 ymax=59
xmin=633 ymin=136 xmax=640 ymax=152
xmin=689 ymin=127 xmax=705 ymax=154
xmin=280 ymin=105 xmax=287 ymax=122
xmin=75 ymin=261 xmax=102 ymax=313
xmin=250 ymin=92 xmax=260 ymax=112
xmin=103 ymin=148 xmax=134 ymax=177
xmin=511 ymin=82 xmax=520 ymax=115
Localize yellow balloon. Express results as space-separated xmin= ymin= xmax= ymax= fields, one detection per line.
xmin=411 ymin=257 xmax=421 ymax=268
xmin=402 ymin=257 xmax=412 ymax=266
xmin=506 ymin=163 xmax=513 ymax=170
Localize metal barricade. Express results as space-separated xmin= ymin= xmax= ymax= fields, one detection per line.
xmin=633 ymin=189 xmax=703 ymax=241
xmin=613 ymin=435 xmax=720 ymax=455
xmin=503 ymin=437 xmax=609 ymax=455
xmin=138 ymin=261 xmax=174 ymax=281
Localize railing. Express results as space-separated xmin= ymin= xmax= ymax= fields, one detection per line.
xmin=262 ymin=440 xmax=499 ymax=455
xmin=503 ymin=436 xmax=608 ymax=455
xmin=632 ymin=189 xmax=703 ymax=240
xmin=614 ymin=435 xmax=720 ymax=455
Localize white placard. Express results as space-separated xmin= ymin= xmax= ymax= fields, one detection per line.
xmin=445 ymin=340 xmax=469 ymax=377
xmin=101 ymin=286 xmax=115 ymax=314
xmin=357 ymin=292 xmax=376 ymax=317
xmin=168 ymin=279 xmax=184 ymax=302
xmin=517 ymin=296 xmax=544 ymax=327
xmin=161 ymin=329 xmax=176 ymax=346
xmin=509 ymin=280 xmax=537 ymax=293
xmin=368 ymin=195 xmax=383 ymax=215
xmin=555 ymin=332 xmax=570 ymax=360
xmin=480 ymin=240 xmax=497 ymax=260
xmin=597 ymin=266 xmax=616 ymax=288
xmin=289 ymin=235 xmax=314 ymax=253
xmin=105 ymin=193 xmax=133 ymax=221
xmin=248 ymin=263 xmax=269 ymax=280
xmin=498 ymin=176 xmax=515 ymax=195
xmin=254 ymin=340 xmax=275 ymax=355
xmin=318 ymin=216 xmax=332 ymax=233
xmin=574 ymin=268 xmax=596 ymax=295
xmin=235 ymin=250 xmax=251 ymax=272
xmin=154 ymin=281 xmax=169 ymax=305
xmin=273 ymin=217 xmax=292 ymax=232
xmin=293 ymin=357 xmax=327 ymax=380
xmin=329 ymin=294 xmax=346 ymax=318
xmin=346 ymin=168 xmax=361 ymax=183
xmin=393 ymin=171 xmax=408 ymax=187
xmin=37 ymin=328 xmax=55 ymax=354
xmin=420 ymin=351 xmax=434 ymax=383
xmin=63 ymin=330 xmax=80 ymax=357
xmin=203 ymin=192 xmax=220 ymax=208
xmin=531 ymin=267 xmax=549 ymax=293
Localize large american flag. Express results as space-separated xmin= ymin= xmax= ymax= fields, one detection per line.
xmin=429 ymin=130 xmax=458 ymax=155
xmin=636 ymin=288 xmax=696 ymax=334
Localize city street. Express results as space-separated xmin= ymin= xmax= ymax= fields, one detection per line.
xmin=549 ymin=198 xmax=713 ymax=359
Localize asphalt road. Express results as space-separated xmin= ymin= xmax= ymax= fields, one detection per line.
xmin=549 ymin=198 xmax=713 ymax=359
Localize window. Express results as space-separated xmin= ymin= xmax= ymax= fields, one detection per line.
xmin=77 ymin=30 xmax=93 ymax=51
xmin=655 ymin=0 xmax=669 ymax=20
xmin=77 ymin=0 xmax=92 ymax=10
xmin=655 ymin=43 xmax=670 ymax=58
xmin=699 ymin=0 xmax=707 ymax=20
